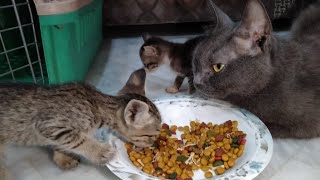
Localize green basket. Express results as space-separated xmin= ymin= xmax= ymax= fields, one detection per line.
xmin=0 ymin=0 xmax=102 ymax=84
xmin=38 ymin=0 xmax=103 ymax=84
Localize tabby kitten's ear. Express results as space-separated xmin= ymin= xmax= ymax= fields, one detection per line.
xmin=142 ymin=46 xmax=159 ymax=57
xmin=118 ymin=68 xmax=146 ymax=96
xmin=124 ymin=99 xmax=151 ymax=129
xmin=142 ymin=33 xmax=152 ymax=42
xmin=236 ymin=0 xmax=272 ymax=50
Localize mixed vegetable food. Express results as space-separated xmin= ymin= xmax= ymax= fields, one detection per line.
xmin=126 ymin=120 xmax=247 ymax=179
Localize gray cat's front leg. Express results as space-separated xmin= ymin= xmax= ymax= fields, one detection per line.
xmin=166 ymin=75 xmax=185 ymax=94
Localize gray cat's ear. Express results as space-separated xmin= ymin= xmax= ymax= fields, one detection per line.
xmin=142 ymin=33 xmax=152 ymax=42
xmin=142 ymin=46 xmax=159 ymax=57
xmin=238 ymin=0 xmax=272 ymax=41
xmin=124 ymin=99 xmax=151 ymax=129
xmin=208 ymin=0 xmax=234 ymax=29
xmin=118 ymin=68 xmax=146 ymax=96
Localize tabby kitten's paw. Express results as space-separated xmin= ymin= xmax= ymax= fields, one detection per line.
xmin=0 ymin=165 xmax=14 ymax=180
xmin=166 ymin=87 xmax=179 ymax=94
xmin=92 ymin=144 xmax=116 ymax=165
xmin=53 ymin=151 xmax=80 ymax=170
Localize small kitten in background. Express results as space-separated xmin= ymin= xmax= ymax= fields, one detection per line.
xmin=193 ymin=0 xmax=320 ymax=138
xmin=140 ymin=34 xmax=205 ymax=94
xmin=0 ymin=68 xmax=161 ymax=177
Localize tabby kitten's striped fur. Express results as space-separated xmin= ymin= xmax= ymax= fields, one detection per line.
xmin=0 ymin=68 xmax=161 ymax=173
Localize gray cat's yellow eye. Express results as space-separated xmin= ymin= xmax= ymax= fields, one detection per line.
xmin=213 ymin=64 xmax=225 ymax=73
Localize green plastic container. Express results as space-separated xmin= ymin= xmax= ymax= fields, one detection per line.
xmin=38 ymin=0 xmax=103 ymax=84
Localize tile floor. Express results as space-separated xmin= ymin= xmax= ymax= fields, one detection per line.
xmin=3 ymin=35 xmax=320 ymax=180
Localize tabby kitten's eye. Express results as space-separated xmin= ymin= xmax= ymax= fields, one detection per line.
xmin=213 ymin=64 xmax=225 ymax=73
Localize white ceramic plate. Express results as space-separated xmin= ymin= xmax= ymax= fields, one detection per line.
xmin=106 ymin=96 xmax=273 ymax=180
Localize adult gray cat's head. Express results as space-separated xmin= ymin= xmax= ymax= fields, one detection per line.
xmin=193 ymin=0 xmax=274 ymax=98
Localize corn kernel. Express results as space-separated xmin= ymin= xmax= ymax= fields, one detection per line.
xmin=203 ymin=149 xmax=211 ymax=157
xmin=142 ymin=157 xmax=149 ymax=164
xmin=201 ymin=158 xmax=208 ymax=166
xmin=217 ymin=142 xmax=224 ymax=147
xmin=228 ymin=158 xmax=235 ymax=167
xmin=158 ymin=161 xmax=165 ymax=168
xmin=209 ymin=157 xmax=215 ymax=163
xmin=232 ymin=121 xmax=238 ymax=127
xmin=176 ymin=167 xmax=182 ymax=175
xmin=224 ymin=161 xmax=230 ymax=169
xmin=133 ymin=161 xmax=140 ymax=167
xmin=224 ymin=143 xmax=231 ymax=150
xmin=222 ymin=154 xmax=229 ymax=161
xmin=181 ymin=173 xmax=188 ymax=179
xmin=186 ymin=170 xmax=194 ymax=177
xmin=129 ymin=156 xmax=136 ymax=161
xmin=178 ymin=126 xmax=184 ymax=131
xmin=237 ymin=149 xmax=243 ymax=157
xmin=192 ymin=164 xmax=199 ymax=170
xmin=234 ymin=148 xmax=239 ymax=154
xmin=215 ymin=167 xmax=225 ymax=175
xmin=201 ymin=166 xmax=210 ymax=171
xmin=205 ymin=171 xmax=213 ymax=178
xmin=167 ymin=160 xmax=174 ymax=167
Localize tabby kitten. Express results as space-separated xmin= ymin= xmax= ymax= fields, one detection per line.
xmin=193 ymin=0 xmax=320 ymax=138
xmin=0 ymin=68 xmax=161 ymax=171
xmin=140 ymin=34 xmax=205 ymax=94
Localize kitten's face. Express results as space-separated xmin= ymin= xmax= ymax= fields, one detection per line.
xmin=118 ymin=68 xmax=161 ymax=148
xmin=123 ymin=98 xmax=161 ymax=148
xmin=193 ymin=0 xmax=274 ymax=99
xmin=139 ymin=34 xmax=167 ymax=72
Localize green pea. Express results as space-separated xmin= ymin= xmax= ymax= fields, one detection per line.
xmin=213 ymin=160 xmax=224 ymax=167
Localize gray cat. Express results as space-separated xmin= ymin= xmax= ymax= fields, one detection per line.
xmin=193 ymin=0 xmax=320 ymax=138
xmin=0 ymin=68 xmax=161 ymax=175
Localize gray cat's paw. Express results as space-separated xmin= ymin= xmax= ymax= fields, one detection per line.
xmin=94 ymin=144 xmax=116 ymax=165
xmin=166 ymin=87 xmax=179 ymax=94
xmin=53 ymin=151 xmax=80 ymax=170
